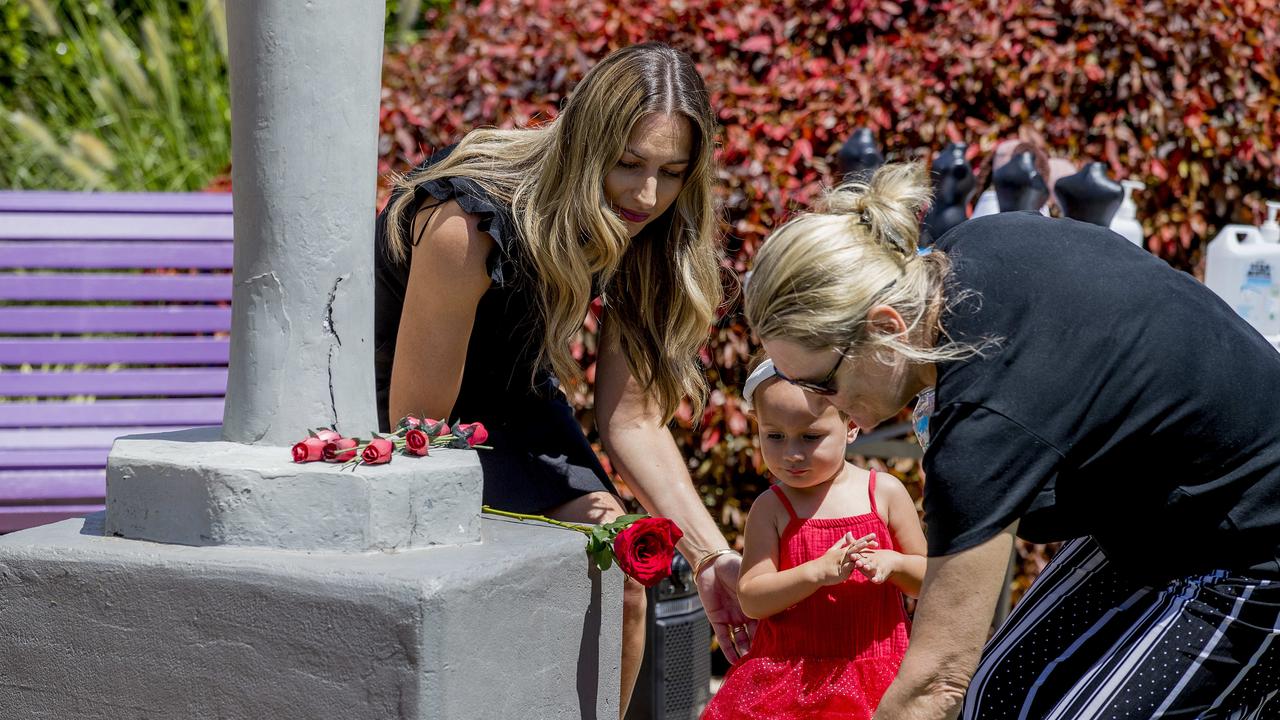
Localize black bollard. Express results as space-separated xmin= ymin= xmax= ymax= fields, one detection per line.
xmin=994 ymin=151 xmax=1049 ymax=213
xmin=922 ymin=142 xmax=975 ymax=243
xmin=837 ymin=128 xmax=885 ymax=182
xmin=1054 ymin=161 xmax=1125 ymax=226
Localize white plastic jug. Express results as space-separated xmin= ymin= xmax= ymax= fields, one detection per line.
xmin=1109 ymin=180 xmax=1146 ymax=248
xmin=1261 ymin=201 xmax=1280 ymax=245
xmin=1204 ymin=224 xmax=1280 ymax=347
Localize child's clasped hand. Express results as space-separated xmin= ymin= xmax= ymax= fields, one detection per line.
xmin=814 ymin=531 xmax=879 ymax=585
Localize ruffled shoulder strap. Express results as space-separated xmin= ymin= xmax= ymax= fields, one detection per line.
xmin=398 ymin=144 xmax=521 ymax=288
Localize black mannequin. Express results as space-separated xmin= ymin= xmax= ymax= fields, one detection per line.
xmin=837 ymin=128 xmax=884 ymax=181
xmin=994 ymin=151 xmax=1049 ymax=213
xmin=1054 ymin=162 xmax=1124 ymax=226
xmin=922 ymin=142 xmax=975 ymax=242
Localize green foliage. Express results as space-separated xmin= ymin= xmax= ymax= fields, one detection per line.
xmin=0 ymin=0 xmax=454 ymax=192
xmin=384 ymin=0 xmax=454 ymax=49
xmin=0 ymin=0 xmax=232 ymax=191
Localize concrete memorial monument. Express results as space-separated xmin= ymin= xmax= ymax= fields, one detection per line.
xmin=0 ymin=3 xmax=621 ymax=718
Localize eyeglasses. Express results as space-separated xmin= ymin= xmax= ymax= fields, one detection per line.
xmin=775 ymin=348 xmax=848 ymax=396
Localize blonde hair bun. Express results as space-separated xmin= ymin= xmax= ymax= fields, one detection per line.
xmin=820 ymin=162 xmax=931 ymax=256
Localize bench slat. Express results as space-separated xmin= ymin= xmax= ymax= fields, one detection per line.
xmin=0 ymin=398 xmax=226 ymax=428
xmin=0 ymin=448 xmax=108 ymax=469
xmin=0 ymin=306 xmax=231 ymax=334
xmin=0 ymin=337 xmax=230 ymax=365
xmin=0 ymin=468 xmax=105 ymax=502
xmin=0 ymin=241 xmax=233 ymax=269
xmin=0 ymin=426 xmax=204 ymax=450
xmin=0 ymin=211 xmax=234 ymax=241
xmin=0 ymin=274 xmax=232 ymax=301
xmin=0 ymin=505 xmax=103 ymax=533
xmin=0 ymin=369 xmax=228 ymax=397
xmin=0 ymin=190 xmax=232 ymax=214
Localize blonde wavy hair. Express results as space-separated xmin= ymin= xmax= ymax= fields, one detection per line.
xmin=745 ymin=162 xmax=986 ymax=365
xmin=382 ymin=43 xmax=721 ymax=421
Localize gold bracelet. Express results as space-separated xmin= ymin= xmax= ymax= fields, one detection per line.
xmin=693 ymin=548 xmax=737 ymax=576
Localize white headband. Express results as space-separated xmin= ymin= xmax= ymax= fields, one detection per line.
xmin=742 ymin=359 xmax=778 ymax=411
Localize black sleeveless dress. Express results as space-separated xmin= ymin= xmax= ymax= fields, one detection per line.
xmin=374 ymin=147 xmax=617 ymax=514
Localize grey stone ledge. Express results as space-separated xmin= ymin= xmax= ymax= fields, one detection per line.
xmin=105 ymin=426 xmax=482 ymax=552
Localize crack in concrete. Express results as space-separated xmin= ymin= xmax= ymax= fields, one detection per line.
xmin=324 ymin=273 xmax=349 ymax=427
xmin=323 ymin=273 xmax=348 ymax=347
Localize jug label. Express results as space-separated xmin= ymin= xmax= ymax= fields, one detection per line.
xmin=1238 ymin=259 xmax=1279 ymax=335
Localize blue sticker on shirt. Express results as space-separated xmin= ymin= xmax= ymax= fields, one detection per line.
xmin=913 ymin=387 xmax=935 ymax=451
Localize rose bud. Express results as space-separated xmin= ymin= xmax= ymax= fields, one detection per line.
xmin=458 ymin=422 xmax=488 ymax=446
xmin=322 ymin=437 xmax=358 ymax=462
xmin=404 ymin=429 xmax=430 ymax=457
xmin=423 ymin=419 xmax=450 ymax=438
xmin=613 ymin=517 xmax=684 ymax=588
xmin=292 ymin=437 xmax=326 ymax=463
xmin=397 ymin=415 xmax=422 ymax=431
xmin=314 ymin=428 xmax=341 ymax=442
xmin=361 ymin=438 xmax=394 ymax=465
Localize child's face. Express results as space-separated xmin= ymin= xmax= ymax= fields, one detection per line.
xmin=754 ymin=377 xmax=855 ymax=489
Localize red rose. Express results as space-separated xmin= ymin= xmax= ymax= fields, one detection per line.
xmin=398 ymin=415 xmax=422 ymax=430
xmin=404 ymin=429 xmax=430 ymax=456
xmin=458 ymin=422 xmax=489 ymax=446
xmin=424 ymin=419 xmax=450 ymax=438
xmin=361 ymin=438 xmax=394 ymax=465
xmin=322 ymin=437 xmax=358 ymax=462
xmin=292 ymin=437 xmax=326 ymax=463
xmin=314 ymin=428 xmax=341 ymax=442
xmin=612 ymin=517 xmax=684 ymax=588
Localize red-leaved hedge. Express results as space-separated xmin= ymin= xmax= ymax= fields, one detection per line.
xmin=378 ymin=0 xmax=1280 ymax=601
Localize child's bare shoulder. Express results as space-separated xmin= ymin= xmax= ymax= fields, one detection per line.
xmin=750 ymin=485 xmax=783 ymax=513
xmin=873 ymin=470 xmax=915 ymax=517
xmin=747 ymin=486 xmax=788 ymax=528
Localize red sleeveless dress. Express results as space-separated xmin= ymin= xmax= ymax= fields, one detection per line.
xmin=702 ymin=470 xmax=911 ymax=719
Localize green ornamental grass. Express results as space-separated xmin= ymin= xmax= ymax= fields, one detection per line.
xmin=0 ymin=0 xmax=232 ymax=191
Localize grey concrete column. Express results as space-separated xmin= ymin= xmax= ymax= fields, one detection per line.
xmin=222 ymin=0 xmax=383 ymax=444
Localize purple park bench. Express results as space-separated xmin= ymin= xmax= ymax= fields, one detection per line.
xmin=0 ymin=190 xmax=233 ymax=532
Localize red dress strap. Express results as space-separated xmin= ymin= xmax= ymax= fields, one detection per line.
xmin=867 ymin=468 xmax=879 ymax=518
xmin=770 ymin=484 xmax=799 ymax=523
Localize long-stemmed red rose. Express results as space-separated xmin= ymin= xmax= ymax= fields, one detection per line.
xmin=612 ymin=517 xmax=685 ymax=587
xmin=480 ymin=506 xmax=682 ymax=587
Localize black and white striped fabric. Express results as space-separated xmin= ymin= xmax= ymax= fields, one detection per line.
xmin=963 ymin=537 xmax=1280 ymax=719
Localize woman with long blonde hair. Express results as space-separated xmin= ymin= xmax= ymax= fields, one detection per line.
xmin=745 ymin=162 xmax=1280 ymax=718
xmin=375 ymin=42 xmax=752 ymax=715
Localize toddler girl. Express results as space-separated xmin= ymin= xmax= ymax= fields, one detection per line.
xmin=702 ymin=356 xmax=927 ymax=719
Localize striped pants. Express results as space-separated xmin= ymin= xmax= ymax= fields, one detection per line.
xmin=963 ymin=537 xmax=1280 ymax=719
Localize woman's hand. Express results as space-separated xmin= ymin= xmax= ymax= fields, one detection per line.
xmin=812 ymin=532 xmax=879 ymax=586
xmin=695 ymin=551 xmax=756 ymax=663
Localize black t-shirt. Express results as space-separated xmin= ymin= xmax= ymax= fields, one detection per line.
xmin=923 ymin=212 xmax=1280 ymax=580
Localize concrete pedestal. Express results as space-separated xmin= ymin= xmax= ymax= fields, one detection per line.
xmin=105 ymin=427 xmax=482 ymax=552
xmin=0 ymin=514 xmax=622 ymax=719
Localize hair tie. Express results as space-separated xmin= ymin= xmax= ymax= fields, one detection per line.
xmin=742 ymin=359 xmax=777 ymax=411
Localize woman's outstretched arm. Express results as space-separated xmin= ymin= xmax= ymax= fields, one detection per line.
xmin=594 ymin=314 xmax=756 ymax=662
xmin=873 ymin=525 xmax=1016 ymax=720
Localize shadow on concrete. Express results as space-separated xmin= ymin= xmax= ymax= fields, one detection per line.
xmin=577 ymin=565 xmax=603 ymax=720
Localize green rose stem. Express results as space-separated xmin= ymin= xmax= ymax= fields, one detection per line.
xmin=480 ymin=506 xmax=592 ymax=535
